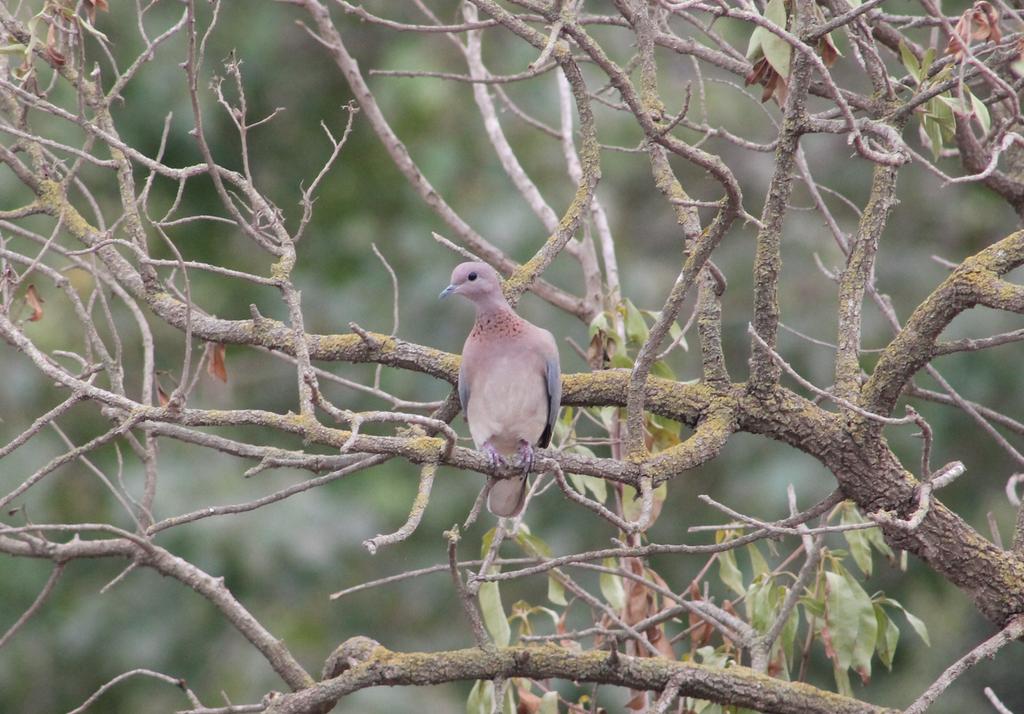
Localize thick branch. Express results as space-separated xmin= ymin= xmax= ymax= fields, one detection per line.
xmin=748 ymin=0 xmax=815 ymax=392
xmin=863 ymin=230 xmax=1024 ymax=415
xmin=834 ymin=161 xmax=900 ymax=402
xmin=264 ymin=643 xmax=896 ymax=714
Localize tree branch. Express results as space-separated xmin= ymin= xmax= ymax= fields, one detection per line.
xmin=263 ymin=643 xmax=898 ymax=714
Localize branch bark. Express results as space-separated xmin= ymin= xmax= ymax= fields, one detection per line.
xmin=263 ymin=643 xmax=898 ymax=714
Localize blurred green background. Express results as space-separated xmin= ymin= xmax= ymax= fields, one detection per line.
xmin=1 ymin=1 xmax=1022 ymax=712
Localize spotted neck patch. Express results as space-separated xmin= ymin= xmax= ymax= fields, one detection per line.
xmin=471 ymin=309 xmax=525 ymax=339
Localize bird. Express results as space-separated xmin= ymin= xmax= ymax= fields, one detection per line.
xmin=439 ymin=261 xmax=561 ymax=517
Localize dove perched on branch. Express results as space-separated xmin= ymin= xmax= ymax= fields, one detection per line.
xmin=440 ymin=262 xmax=561 ymax=517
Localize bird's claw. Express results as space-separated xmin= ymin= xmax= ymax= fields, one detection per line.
xmin=482 ymin=442 xmax=506 ymax=470
xmin=516 ymin=439 xmax=534 ymax=475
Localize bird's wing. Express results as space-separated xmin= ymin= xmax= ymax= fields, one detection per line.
xmin=539 ymin=351 xmax=561 ymax=448
xmin=458 ymin=356 xmax=470 ymax=413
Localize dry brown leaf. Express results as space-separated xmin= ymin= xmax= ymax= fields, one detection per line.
xmin=625 ymin=690 xmax=647 ymax=710
xmin=44 ymin=23 xmax=66 ymax=67
xmin=587 ymin=332 xmax=608 ymax=368
xmin=745 ymin=56 xmax=772 ymax=87
xmin=647 ymin=567 xmax=671 ymax=591
xmin=208 ymin=343 xmax=228 ymax=382
xmin=821 ymin=624 xmax=837 ymax=663
xmin=947 ymin=1 xmax=1002 ymax=60
xmin=516 ymin=685 xmax=542 ymax=714
xmin=623 ymin=558 xmax=653 ymax=627
xmin=43 ymin=45 xmax=66 ymax=67
xmin=557 ymin=610 xmax=582 ymax=651
xmin=820 ymin=35 xmax=840 ymax=67
xmin=745 ymin=57 xmax=788 ymax=104
xmin=648 ymin=623 xmax=676 ymax=659
xmin=157 ymin=385 xmax=171 ymax=407
xmin=84 ymin=0 xmax=109 ymax=23
xmin=25 ymin=284 xmax=44 ymax=322
xmin=721 ymin=599 xmax=739 ymax=652
xmin=768 ymin=70 xmax=788 ymax=104
xmin=686 ymin=583 xmax=714 ymax=649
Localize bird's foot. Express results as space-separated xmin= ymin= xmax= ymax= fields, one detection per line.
xmin=515 ymin=439 xmax=534 ymax=475
xmin=482 ymin=441 xmax=506 ymax=471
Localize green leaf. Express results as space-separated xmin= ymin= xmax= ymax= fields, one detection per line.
xmin=840 ymin=505 xmax=873 ymax=577
xmin=717 ymin=548 xmax=745 ymax=597
xmin=655 ymin=482 xmax=668 ymax=504
xmin=651 ymin=359 xmax=676 ymax=380
xmin=588 ymin=311 xmax=610 ymax=338
xmin=695 ymin=645 xmax=732 ymax=669
xmin=863 ymin=523 xmax=894 ymax=562
xmin=919 ymin=48 xmax=936 ymax=78
xmin=747 ymin=543 xmax=770 ymax=578
xmin=800 ymin=594 xmax=825 ymax=619
xmin=598 ymin=406 xmax=618 ymax=433
xmin=583 ymin=475 xmax=607 ymax=503
xmin=824 ymin=569 xmax=876 ymax=674
xmin=540 ymin=691 xmax=559 ymax=714
xmin=624 ymin=299 xmax=649 ymax=345
xmin=509 ymin=602 xmax=560 ymax=638
xmin=878 ymin=597 xmax=930 ymax=646
xmin=969 ymin=89 xmax=991 ymax=134
xmin=480 ymin=527 xmax=498 ymax=559
xmin=931 ymin=64 xmax=954 ymax=86
xmin=508 ymin=600 xmax=535 ymax=637
xmin=622 ymin=485 xmax=641 ymax=521
xmin=548 ymin=574 xmax=567 ymax=606
xmin=746 ymin=21 xmax=765 ymax=59
xmin=845 ymin=528 xmax=873 ymax=577
xmin=902 ymin=609 xmax=930 ymax=647
xmin=568 ymin=472 xmax=588 ymax=495
xmin=0 ymin=43 xmax=28 ymax=55
xmin=833 ymin=663 xmax=853 ymax=698
xmin=467 ymin=680 xmax=493 ymax=714
xmin=899 ymin=40 xmax=921 ymax=83
xmin=873 ymin=604 xmax=899 ymax=671
xmin=760 ymin=0 xmax=791 ymax=77
xmin=746 ymin=578 xmax=774 ymax=633
xmin=600 ymin=557 xmax=626 ymax=610
xmin=610 ymin=352 xmax=634 ymax=369
xmin=780 ymin=593 xmax=801 ymax=667
xmin=668 ymin=321 xmax=689 ymax=351
xmin=479 ymin=581 xmax=511 ymax=647
xmin=553 ymin=407 xmax=574 ymax=442
xmin=844 ymin=572 xmax=877 ymax=683
xmin=930 ymin=95 xmax=956 ymax=125
xmin=516 ymin=529 xmax=552 ymax=558
xmin=569 ymin=442 xmax=594 ymax=459
xmin=923 ymin=115 xmax=943 ymax=161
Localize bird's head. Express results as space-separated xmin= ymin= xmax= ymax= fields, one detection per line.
xmin=439 ymin=261 xmax=506 ymax=309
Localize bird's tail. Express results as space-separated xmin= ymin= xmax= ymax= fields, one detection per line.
xmin=487 ymin=475 xmax=527 ymax=517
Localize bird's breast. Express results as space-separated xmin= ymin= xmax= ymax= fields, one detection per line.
xmin=465 ymin=353 xmax=547 ymax=454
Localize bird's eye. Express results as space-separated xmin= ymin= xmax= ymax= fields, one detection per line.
xmin=467 ymin=272 xmax=478 ymax=281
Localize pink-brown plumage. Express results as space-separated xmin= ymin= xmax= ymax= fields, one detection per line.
xmin=440 ymin=262 xmax=561 ymax=517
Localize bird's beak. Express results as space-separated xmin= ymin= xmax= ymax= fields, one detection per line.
xmin=439 ymin=284 xmax=457 ymax=300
